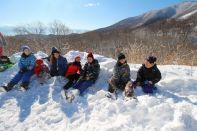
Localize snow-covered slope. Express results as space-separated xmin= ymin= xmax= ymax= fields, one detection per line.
xmin=108 ymin=2 xmax=197 ymax=29
xmin=0 ymin=51 xmax=197 ymax=131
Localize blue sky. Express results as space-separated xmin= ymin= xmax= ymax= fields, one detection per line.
xmin=0 ymin=0 xmax=194 ymax=30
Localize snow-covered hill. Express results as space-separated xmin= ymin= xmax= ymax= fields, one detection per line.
xmin=108 ymin=1 xmax=197 ymax=29
xmin=0 ymin=51 xmax=197 ymax=131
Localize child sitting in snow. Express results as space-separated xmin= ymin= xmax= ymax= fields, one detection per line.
xmin=63 ymin=55 xmax=82 ymax=90
xmin=134 ymin=56 xmax=161 ymax=94
xmin=2 ymin=45 xmax=36 ymax=91
xmin=34 ymin=59 xmax=50 ymax=85
xmin=71 ymin=53 xmax=100 ymax=95
xmin=107 ymin=53 xmax=134 ymax=99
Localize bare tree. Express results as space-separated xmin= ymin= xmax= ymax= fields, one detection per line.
xmin=49 ymin=20 xmax=70 ymax=35
xmin=27 ymin=21 xmax=46 ymax=35
xmin=14 ymin=21 xmax=46 ymax=35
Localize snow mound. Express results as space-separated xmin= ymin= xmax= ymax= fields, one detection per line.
xmin=0 ymin=51 xmax=197 ymax=131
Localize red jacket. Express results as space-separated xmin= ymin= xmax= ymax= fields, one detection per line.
xmin=34 ymin=64 xmax=49 ymax=76
xmin=65 ymin=61 xmax=81 ymax=77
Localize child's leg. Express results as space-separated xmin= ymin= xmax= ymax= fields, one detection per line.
xmin=124 ymin=81 xmax=134 ymax=97
xmin=73 ymin=74 xmax=80 ymax=81
xmin=142 ymin=84 xmax=156 ymax=94
xmin=64 ymin=74 xmax=81 ymax=90
xmin=74 ymin=80 xmax=94 ymax=95
xmin=10 ymin=72 xmax=23 ymax=85
xmin=21 ymin=70 xmax=34 ymax=87
xmin=108 ymin=78 xmax=117 ymax=93
xmin=64 ymin=80 xmax=74 ymax=90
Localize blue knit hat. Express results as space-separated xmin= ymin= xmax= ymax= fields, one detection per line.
xmin=51 ymin=47 xmax=60 ymax=54
xmin=21 ymin=45 xmax=30 ymax=52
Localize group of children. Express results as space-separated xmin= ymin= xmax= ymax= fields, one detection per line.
xmin=1 ymin=44 xmax=162 ymax=99
xmin=107 ymin=53 xmax=161 ymax=99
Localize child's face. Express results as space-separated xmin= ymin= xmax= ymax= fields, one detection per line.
xmin=24 ymin=49 xmax=30 ymax=55
xmin=75 ymin=57 xmax=81 ymax=62
xmin=119 ymin=58 xmax=126 ymax=64
xmin=144 ymin=60 xmax=154 ymax=68
xmin=87 ymin=57 xmax=93 ymax=63
xmin=54 ymin=53 xmax=60 ymax=59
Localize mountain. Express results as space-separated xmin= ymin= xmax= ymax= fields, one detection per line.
xmin=0 ymin=51 xmax=197 ymax=130
xmin=104 ymin=1 xmax=197 ymax=30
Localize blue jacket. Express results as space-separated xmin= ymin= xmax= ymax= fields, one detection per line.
xmin=18 ymin=53 xmax=36 ymax=70
xmin=50 ymin=55 xmax=68 ymax=76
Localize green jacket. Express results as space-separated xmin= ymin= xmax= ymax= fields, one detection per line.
xmin=112 ymin=62 xmax=131 ymax=84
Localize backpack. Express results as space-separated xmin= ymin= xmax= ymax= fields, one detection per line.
xmin=0 ymin=56 xmax=11 ymax=64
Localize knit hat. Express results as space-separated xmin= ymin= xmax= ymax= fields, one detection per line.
xmin=146 ymin=56 xmax=157 ymax=64
xmin=36 ymin=59 xmax=43 ymax=65
xmin=22 ymin=45 xmax=30 ymax=52
xmin=51 ymin=47 xmax=60 ymax=54
xmin=75 ymin=55 xmax=81 ymax=60
xmin=87 ymin=52 xmax=94 ymax=59
xmin=118 ymin=53 xmax=126 ymax=60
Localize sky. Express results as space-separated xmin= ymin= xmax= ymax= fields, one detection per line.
xmin=0 ymin=0 xmax=195 ymax=31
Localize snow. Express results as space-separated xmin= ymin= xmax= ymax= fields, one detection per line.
xmin=0 ymin=50 xmax=197 ymax=131
xmin=179 ymin=10 xmax=197 ymax=19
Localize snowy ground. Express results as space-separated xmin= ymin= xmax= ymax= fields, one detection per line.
xmin=0 ymin=51 xmax=197 ymax=131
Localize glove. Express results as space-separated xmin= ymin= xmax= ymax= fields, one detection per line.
xmin=27 ymin=66 xmax=33 ymax=71
xmin=79 ymin=76 xmax=84 ymax=80
xmin=144 ymin=80 xmax=153 ymax=85
xmin=132 ymin=81 xmax=137 ymax=88
xmin=144 ymin=80 xmax=149 ymax=85
xmin=19 ymin=67 xmax=28 ymax=73
xmin=85 ymin=76 xmax=90 ymax=80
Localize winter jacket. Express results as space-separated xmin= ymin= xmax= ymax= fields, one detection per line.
xmin=50 ymin=55 xmax=68 ymax=76
xmin=65 ymin=61 xmax=81 ymax=77
xmin=81 ymin=59 xmax=100 ymax=83
xmin=112 ymin=62 xmax=131 ymax=84
xmin=136 ymin=64 xmax=161 ymax=85
xmin=18 ymin=53 xmax=36 ymax=71
xmin=0 ymin=35 xmax=7 ymax=46
xmin=34 ymin=64 xmax=49 ymax=77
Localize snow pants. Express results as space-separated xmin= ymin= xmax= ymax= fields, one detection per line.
xmin=72 ymin=80 xmax=94 ymax=95
xmin=142 ymin=84 xmax=157 ymax=94
xmin=10 ymin=70 xmax=34 ymax=86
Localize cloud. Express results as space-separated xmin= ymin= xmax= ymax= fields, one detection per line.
xmin=84 ymin=2 xmax=100 ymax=7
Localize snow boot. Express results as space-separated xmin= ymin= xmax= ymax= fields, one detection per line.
xmin=106 ymin=92 xmax=117 ymax=100
xmin=1 ymin=83 xmax=15 ymax=92
xmin=20 ymin=83 xmax=29 ymax=91
xmin=124 ymin=81 xmax=138 ymax=101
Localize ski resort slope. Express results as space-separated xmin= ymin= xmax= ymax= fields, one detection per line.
xmin=0 ymin=51 xmax=197 ymax=131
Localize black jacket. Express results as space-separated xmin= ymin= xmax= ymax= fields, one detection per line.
xmin=81 ymin=59 xmax=100 ymax=83
xmin=136 ymin=64 xmax=161 ymax=85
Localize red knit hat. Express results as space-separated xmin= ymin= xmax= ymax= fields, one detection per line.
xmin=36 ymin=59 xmax=43 ymax=65
xmin=75 ymin=55 xmax=81 ymax=60
xmin=87 ymin=52 xmax=94 ymax=59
